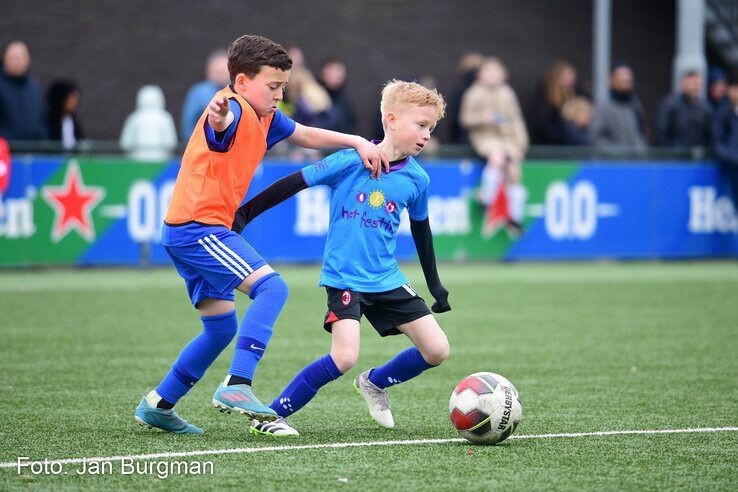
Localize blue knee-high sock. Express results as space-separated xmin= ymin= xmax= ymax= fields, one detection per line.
xmin=229 ymin=273 xmax=288 ymax=380
xmin=369 ymin=347 xmax=435 ymax=389
xmin=269 ymin=355 xmax=343 ymax=417
xmin=156 ymin=310 xmax=238 ymax=404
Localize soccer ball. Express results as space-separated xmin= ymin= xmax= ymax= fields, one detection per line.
xmin=449 ymin=372 xmax=522 ymax=445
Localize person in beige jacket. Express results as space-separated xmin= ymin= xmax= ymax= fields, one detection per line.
xmin=460 ymin=58 xmax=529 ymax=236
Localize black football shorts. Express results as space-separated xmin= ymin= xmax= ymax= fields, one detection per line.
xmin=323 ymin=284 xmax=432 ymax=336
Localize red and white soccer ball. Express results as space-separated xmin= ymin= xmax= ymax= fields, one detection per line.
xmin=449 ymin=372 xmax=522 ymax=445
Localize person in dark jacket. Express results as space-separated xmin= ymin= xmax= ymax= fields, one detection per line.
xmin=656 ymin=70 xmax=712 ymax=149
xmin=318 ymin=59 xmax=356 ymax=134
xmin=713 ymin=80 xmax=738 ymax=208
xmin=46 ymin=80 xmax=83 ymax=149
xmin=0 ymin=41 xmax=46 ymax=140
xmin=533 ymin=61 xmax=584 ymax=145
xmin=707 ymin=67 xmax=728 ymax=112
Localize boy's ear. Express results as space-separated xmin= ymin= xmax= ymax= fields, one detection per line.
xmin=234 ymin=73 xmax=250 ymax=90
xmin=386 ymin=112 xmax=397 ymax=130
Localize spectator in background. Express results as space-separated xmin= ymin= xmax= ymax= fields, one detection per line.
xmin=534 ymin=61 xmax=583 ymax=144
xmin=707 ymin=67 xmax=728 ymax=112
xmin=318 ymin=58 xmax=356 ymax=133
xmin=656 ymin=70 xmax=711 ymax=150
xmin=180 ymin=49 xmax=229 ymax=141
xmin=460 ymin=57 xmax=529 ymax=236
xmin=0 ymin=41 xmax=46 ymax=140
xmin=120 ymin=85 xmax=177 ymax=161
xmin=46 ymin=80 xmax=83 ymax=150
xmin=713 ymin=80 xmax=738 ymax=206
xmin=449 ymin=52 xmax=485 ymax=144
xmin=589 ymin=64 xmax=646 ymax=151
xmin=285 ymin=46 xmax=332 ymax=127
xmin=560 ymin=96 xmax=593 ymax=145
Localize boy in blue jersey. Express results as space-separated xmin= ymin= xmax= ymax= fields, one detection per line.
xmin=230 ymin=80 xmax=451 ymax=436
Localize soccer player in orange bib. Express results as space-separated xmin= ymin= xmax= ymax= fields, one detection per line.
xmin=135 ymin=35 xmax=388 ymax=434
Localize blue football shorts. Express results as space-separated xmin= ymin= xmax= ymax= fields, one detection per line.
xmin=165 ymin=228 xmax=266 ymax=308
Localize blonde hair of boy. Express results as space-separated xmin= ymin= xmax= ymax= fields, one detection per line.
xmin=380 ymin=79 xmax=446 ymax=131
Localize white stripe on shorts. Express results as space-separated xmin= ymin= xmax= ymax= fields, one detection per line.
xmin=402 ymin=284 xmax=418 ymax=297
xmin=198 ymin=238 xmax=245 ymax=280
xmin=202 ymin=236 xmax=250 ymax=278
xmin=208 ymin=234 xmax=254 ymax=274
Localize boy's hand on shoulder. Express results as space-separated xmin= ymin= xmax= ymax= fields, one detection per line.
xmin=355 ymin=138 xmax=389 ymax=180
xmin=431 ymin=287 xmax=451 ymax=313
xmin=208 ymin=96 xmax=232 ymax=132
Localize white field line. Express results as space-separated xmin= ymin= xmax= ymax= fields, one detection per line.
xmin=1 ymin=426 xmax=736 ymax=469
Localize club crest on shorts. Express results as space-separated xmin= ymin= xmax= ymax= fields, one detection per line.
xmin=341 ymin=290 xmax=352 ymax=306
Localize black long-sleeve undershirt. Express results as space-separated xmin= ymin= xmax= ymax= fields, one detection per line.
xmin=410 ymin=217 xmax=450 ymax=313
xmin=232 ymin=170 xmax=307 ymax=234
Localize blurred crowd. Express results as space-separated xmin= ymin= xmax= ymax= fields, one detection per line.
xmin=1 ymin=40 xmax=738 ymax=169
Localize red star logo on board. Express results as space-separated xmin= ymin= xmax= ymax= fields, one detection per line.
xmin=42 ymin=161 xmax=105 ymax=243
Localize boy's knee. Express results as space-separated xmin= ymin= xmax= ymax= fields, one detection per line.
xmin=269 ymin=274 xmax=289 ymax=303
xmin=330 ymin=349 xmax=359 ymax=373
xmin=201 ymin=310 xmax=238 ymax=340
xmin=423 ymin=340 xmax=450 ymax=366
xmin=251 ymin=272 xmax=289 ymax=304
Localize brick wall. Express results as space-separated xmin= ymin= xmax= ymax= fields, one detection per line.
xmin=0 ymin=0 xmax=674 ymax=142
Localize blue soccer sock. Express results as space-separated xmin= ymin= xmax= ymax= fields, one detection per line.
xmin=155 ymin=310 xmax=238 ymax=405
xmin=228 ymin=273 xmax=288 ymax=381
xmin=369 ymin=347 xmax=435 ymax=389
xmin=269 ymin=354 xmax=343 ymax=417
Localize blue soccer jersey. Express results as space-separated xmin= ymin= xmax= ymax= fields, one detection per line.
xmin=300 ymin=149 xmax=430 ymax=292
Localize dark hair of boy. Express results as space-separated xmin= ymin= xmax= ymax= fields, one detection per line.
xmin=227 ymin=35 xmax=292 ymax=82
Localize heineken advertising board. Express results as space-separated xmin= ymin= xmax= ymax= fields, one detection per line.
xmin=1 ymin=157 xmax=736 ymax=267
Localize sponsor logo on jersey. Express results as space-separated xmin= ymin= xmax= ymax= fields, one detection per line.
xmin=369 ymin=190 xmax=385 ymax=208
xmin=386 ymin=201 xmax=397 ymax=213
xmin=340 ymin=206 xmax=395 ymax=232
xmin=356 ymin=191 xmax=366 ymax=204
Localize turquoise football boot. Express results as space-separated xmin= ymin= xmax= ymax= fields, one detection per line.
xmin=212 ymin=379 xmax=278 ymax=421
xmin=134 ymin=391 xmax=204 ymax=434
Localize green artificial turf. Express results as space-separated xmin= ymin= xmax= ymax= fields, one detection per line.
xmin=0 ymin=263 xmax=736 ymax=490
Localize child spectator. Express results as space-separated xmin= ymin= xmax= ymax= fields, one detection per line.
xmin=120 ymin=85 xmax=178 ymax=161
xmin=46 ymin=80 xmax=83 ymax=150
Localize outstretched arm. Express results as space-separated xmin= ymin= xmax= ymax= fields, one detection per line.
xmin=410 ymin=218 xmax=450 ymax=313
xmin=287 ymin=123 xmax=389 ymax=179
xmin=232 ymin=171 xmax=308 ymax=234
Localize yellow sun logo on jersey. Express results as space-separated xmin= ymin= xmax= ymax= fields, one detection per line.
xmin=369 ymin=190 xmax=385 ymax=208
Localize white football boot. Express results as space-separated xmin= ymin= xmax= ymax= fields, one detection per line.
xmin=249 ymin=417 xmax=299 ymax=437
xmin=354 ymin=369 xmax=395 ymax=429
